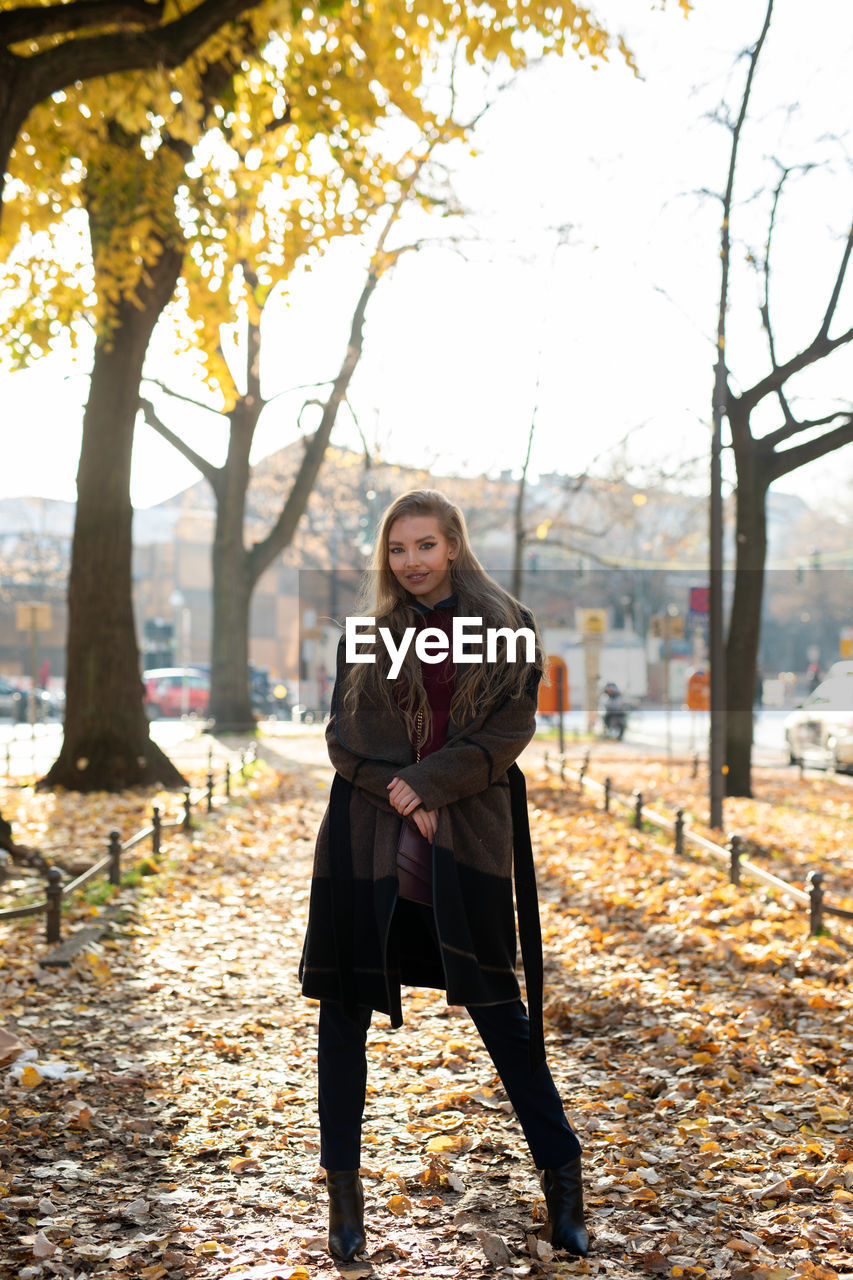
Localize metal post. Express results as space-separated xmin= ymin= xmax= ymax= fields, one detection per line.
xmin=709 ymin=303 xmax=727 ymax=832
xmin=240 ymin=750 xmax=247 ymax=781
xmin=152 ymin=806 xmax=161 ymax=856
xmin=728 ymin=833 xmax=741 ymax=886
xmin=808 ymin=871 xmax=824 ymax=936
xmin=692 ymin=750 xmax=699 ymax=780
xmin=578 ymin=761 xmax=586 ymax=792
xmin=45 ymin=867 xmax=63 ymax=944
xmin=675 ymin=809 xmax=684 ymax=858
xmin=108 ymin=831 xmax=122 ymax=886
xmin=225 ymin=762 xmax=231 ymax=797
xmin=604 ymin=777 xmax=611 ymax=813
xmin=634 ymin=791 xmax=643 ymax=830
xmin=183 ymin=787 xmax=192 ymax=832
xmin=556 ymin=666 xmax=565 ymax=763
xmin=206 ymin=767 xmax=214 ymax=814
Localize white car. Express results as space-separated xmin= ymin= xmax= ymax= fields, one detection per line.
xmin=784 ymin=677 xmax=853 ymax=772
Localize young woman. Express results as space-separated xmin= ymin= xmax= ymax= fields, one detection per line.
xmin=299 ymin=489 xmax=588 ymax=1261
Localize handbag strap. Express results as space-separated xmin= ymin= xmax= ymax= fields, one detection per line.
xmin=414 ymin=708 xmax=423 ymax=762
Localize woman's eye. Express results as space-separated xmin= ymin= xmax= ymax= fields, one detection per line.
xmin=419 ymin=542 xmax=436 ymax=550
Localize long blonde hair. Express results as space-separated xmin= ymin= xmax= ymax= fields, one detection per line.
xmin=342 ymin=489 xmax=544 ymax=740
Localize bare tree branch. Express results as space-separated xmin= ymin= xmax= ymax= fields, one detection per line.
xmin=818 ymin=220 xmax=853 ymax=341
xmin=138 ymin=396 xmax=222 ymax=492
xmin=141 ymin=377 xmax=221 ymax=417
xmin=739 ymin=324 xmax=853 ymax=412
xmin=761 ymin=408 xmax=853 ymax=452
xmin=718 ymin=0 xmax=776 ymax=448
xmin=768 ymin=415 xmax=853 ymax=483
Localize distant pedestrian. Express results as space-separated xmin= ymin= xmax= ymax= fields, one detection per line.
xmin=300 ymin=488 xmax=589 ymax=1261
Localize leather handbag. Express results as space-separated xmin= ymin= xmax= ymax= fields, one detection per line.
xmin=396 ymin=710 xmax=433 ymax=906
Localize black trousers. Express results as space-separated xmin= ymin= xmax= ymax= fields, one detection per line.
xmin=317 ymin=909 xmax=581 ymax=1171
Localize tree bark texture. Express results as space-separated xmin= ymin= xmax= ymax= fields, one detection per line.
xmin=208 ymin=413 xmax=254 ymax=731
xmin=42 ymin=245 xmax=186 ymax=791
xmin=724 ymin=417 xmax=769 ymax=798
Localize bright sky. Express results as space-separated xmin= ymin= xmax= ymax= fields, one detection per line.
xmin=2 ymin=0 xmax=852 ymax=512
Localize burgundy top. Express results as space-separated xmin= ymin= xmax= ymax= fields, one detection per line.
xmin=413 ymin=598 xmax=456 ymax=758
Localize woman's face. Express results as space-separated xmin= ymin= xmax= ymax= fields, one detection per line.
xmin=388 ymin=514 xmax=457 ymax=608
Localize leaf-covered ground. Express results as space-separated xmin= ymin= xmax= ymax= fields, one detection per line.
xmin=1 ymin=746 xmax=852 ymax=1280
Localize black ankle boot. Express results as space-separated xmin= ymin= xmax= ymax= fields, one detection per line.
xmin=541 ymin=1157 xmax=590 ymax=1257
xmin=326 ymin=1169 xmax=366 ymax=1261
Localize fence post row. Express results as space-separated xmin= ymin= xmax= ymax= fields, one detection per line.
xmin=546 ymin=751 xmax=843 ymax=941
xmin=2 ymin=758 xmax=246 ymax=951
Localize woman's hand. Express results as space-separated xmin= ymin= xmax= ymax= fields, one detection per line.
xmin=412 ymin=807 xmax=438 ymax=841
xmin=387 ymin=776 xmax=424 ymax=816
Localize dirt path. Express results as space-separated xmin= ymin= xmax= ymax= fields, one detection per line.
xmin=2 ymin=755 xmax=853 ymax=1280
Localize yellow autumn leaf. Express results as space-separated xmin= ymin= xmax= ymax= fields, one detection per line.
xmin=818 ymin=1105 xmax=849 ymax=1123
xmin=426 ymin=1133 xmax=474 ymax=1154
xmin=20 ymin=1065 xmax=44 ymax=1087
xmin=386 ymin=1194 xmax=412 ymax=1215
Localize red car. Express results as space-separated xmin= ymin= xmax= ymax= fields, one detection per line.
xmin=143 ymin=668 xmax=210 ymax=719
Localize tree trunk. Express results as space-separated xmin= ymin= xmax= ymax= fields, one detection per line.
xmin=41 ymin=246 xmax=186 ymax=791
xmin=209 ymin=415 xmax=255 ymax=731
xmin=724 ymin=439 xmax=769 ymax=798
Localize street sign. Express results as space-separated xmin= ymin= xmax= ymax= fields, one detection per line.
xmin=576 ymin=608 xmax=607 ymax=637
xmin=650 ymin=614 xmax=684 ymax=639
xmin=16 ymin=603 xmax=52 ymax=631
xmin=689 ymin=586 xmax=710 ymax=615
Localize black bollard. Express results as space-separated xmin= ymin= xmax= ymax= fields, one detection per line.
xmin=728 ymin=833 xmax=741 ymax=887
xmin=45 ymin=867 xmax=63 ymax=944
xmin=604 ymin=777 xmax=611 ymax=813
xmin=152 ymin=806 xmax=161 ymax=856
xmin=183 ymin=787 xmax=192 ymax=832
xmin=225 ymin=762 xmax=231 ymax=797
xmin=675 ymin=808 xmax=684 ymax=858
xmin=633 ymin=791 xmax=644 ymax=830
xmin=206 ymin=768 xmax=214 ymax=814
xmin=807 ymin=870 xmax=824 ymax=936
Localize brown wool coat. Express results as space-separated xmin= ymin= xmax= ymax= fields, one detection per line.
xmin=299 ymin=634 xmax=546 ymax=1064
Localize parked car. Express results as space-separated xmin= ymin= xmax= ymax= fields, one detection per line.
xmin=0 ymin=677 xmax=26 ymax=721
xmin=142 ymin=667 xmax=210 ymax=719
xmin=0 ymin=677 xmax=54 ymax=723
xmin=783 ymin=677 xmax=853 ymax=772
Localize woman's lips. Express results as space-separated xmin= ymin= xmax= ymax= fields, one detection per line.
xmin=406 ymin=572 xmax=428 ymax=583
